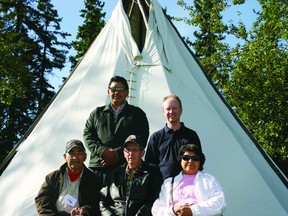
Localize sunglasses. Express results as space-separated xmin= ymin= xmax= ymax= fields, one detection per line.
xmin=182 ymin=155 xmax=200 ymax=162
xmin=109 ymin=87 xmax=127 ymax=92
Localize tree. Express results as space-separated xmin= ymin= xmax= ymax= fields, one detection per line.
xmin=70 ymin=0 xmax=106 ymax=69
xmin=226 ymin=1 xmax=288 ymax=176
xmin=0 ymin=31 xmax=34 ymax=163
xmin=175 ymin=0 xmax=287 ymax=177
xmin=176 ymin=0 xmax=232 ymax=91
xmin=0 ymin=0 xmax=70 ymax=167
xmin=27 ymin=0 xmax=71 ymax=114
xmin=0 ymin=0 xmax=39 ymax=149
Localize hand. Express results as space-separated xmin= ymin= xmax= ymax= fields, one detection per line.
xmin=70 ymin=206 xmax=87 ymax=216
xmin=173 ymin=204 xmax=192 ymax=216
xmin=101 ymin=148 xmax=119 ymax=166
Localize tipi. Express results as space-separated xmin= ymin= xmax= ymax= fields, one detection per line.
xmin=0 ymin=0 xmax=287 ymax=215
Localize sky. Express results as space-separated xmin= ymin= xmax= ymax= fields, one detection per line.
xmin=49 ymin=0 xmax=261 ymax=90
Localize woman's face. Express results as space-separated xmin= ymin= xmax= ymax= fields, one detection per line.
xmin=181 ymin=151 xmax=200 ymax=175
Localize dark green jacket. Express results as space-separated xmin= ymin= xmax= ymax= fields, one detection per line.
xmin=100 ymin=162 xmax=162 ymax=216
xmin=83 ymin=102 xmax=149 ymax=170
xmin=35 ymin=163 xmax=101 ymax=216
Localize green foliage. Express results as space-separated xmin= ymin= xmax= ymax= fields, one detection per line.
xmin=32 ymin=0 xmax=71 ymax=113
xmin=176 ymin=0 xmax=287 ymax=176
xmin=226 ymin=1 xmax=288 ymax=174
xmin=176 ymin=0 xmax=231 ymax=91
xmin=0 ymin=33 xmax=32 ymax=105
xmin=70 ymin=0 xmax=106 ymax=69
xmin=0 ymin=0 xmax=70 ymax=165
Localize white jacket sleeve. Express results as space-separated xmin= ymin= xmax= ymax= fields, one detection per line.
xmin=151 ymin=177 xmax=175 ymax=216
xmin=191 ymin=173 xmax=226 ymax=216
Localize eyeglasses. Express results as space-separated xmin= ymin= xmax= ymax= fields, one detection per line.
xmin=67 ymin=152 xmax=86 ymax=157
xmin=182 ymin=155 xmax=200 ymax=162
xmin=124 ymin=148 xmax=141 ymax=153
xmin=109 ymin=87 xmax=127 ymax=92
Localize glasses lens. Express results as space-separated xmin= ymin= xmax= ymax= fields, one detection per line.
xmin=182 ymin=155 xmax=190 ymax=161
xmin=182 ymin=155 xmax=200 ymax=161
xmin=68 ymin=152 xmax=85 ymax=157
xmin=191 ymin=155 xmax=200 ymax=161
xmin=124 ymin=148 xmax=140 ymax=153
xmin=109 ymin=87 xmax=126 ymax=92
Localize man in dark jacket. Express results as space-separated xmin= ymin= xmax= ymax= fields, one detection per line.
xmin=83 ymin=76 xmax=149 ymax=184
xmin=145 ymin=95 xmax=201 ymax=180
xmin=100 ymin=135 xmax=162 ymax=216
xmin=35 ymin=139 xmax=101 ymax=216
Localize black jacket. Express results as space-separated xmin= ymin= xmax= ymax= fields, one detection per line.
xmin=35 ymin=163 xmax=102 ymax=216
xmin=83 ymin=102 xmax=149 ymax=171
xmin=100 ymin=161 xmax=162 ymax=216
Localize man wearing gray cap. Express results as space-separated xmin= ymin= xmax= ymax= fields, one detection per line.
xmin=35 ymin=139 xmax=101 ymax=216
xmin=100 ymin=135 xmax=162 ymax=216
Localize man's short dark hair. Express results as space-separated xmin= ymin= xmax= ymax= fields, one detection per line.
xmin=108 ymin=76 xmax=129 ymax=90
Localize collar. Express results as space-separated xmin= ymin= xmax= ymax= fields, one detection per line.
xmin=125 ymin=163 xmax=142 ymax=176
xmin=108 ymin=101 xmax=127 ymax=111
xmin=164 ymin=122 xmax=185 ymax=133
xmin=111 ymin=101 xmax=126 ymax=112
xmin=66 ymin=168 xmax=83 ymax=182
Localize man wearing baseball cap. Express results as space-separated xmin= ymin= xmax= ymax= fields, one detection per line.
xmin=100 ymin=135 xmax=162 ymax=216
xmin=35 ymin=139 xmax=101 ymax=216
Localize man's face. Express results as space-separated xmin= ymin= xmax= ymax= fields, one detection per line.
xmin=64 ymin=147 xmax=87 ymax=173
xmin=123 ymin=143 xmax=144 ymax=169
xmin=163 ymin=98 xmax=182 ymax=124
xmin=108 ymin=81 xmax=129 ymax=107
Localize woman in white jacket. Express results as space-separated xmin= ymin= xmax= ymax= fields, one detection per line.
xmin=152 ymin=144 xmax=226 ymax=216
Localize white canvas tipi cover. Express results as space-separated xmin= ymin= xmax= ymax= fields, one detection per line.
xmin=0 ymin=0 xmax=287 ymax=215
